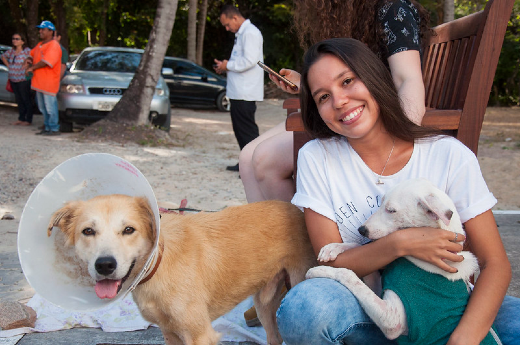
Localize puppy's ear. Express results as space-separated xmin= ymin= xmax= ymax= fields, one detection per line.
xmin=419 ymin=194 xmax=453 ymax=227
xmin=47 ymin=201 xmax=81 ymax=244
xmin=135 ymin=197 xmax=157 ymax=243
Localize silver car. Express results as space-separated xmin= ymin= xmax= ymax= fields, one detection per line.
xmin=0 ymin=44 xmax=16 ymax=103
xmin=58 ymin=47 xmax=171 ymax=132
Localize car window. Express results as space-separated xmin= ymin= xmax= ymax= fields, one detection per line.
xmin=75 ymin=51 xmax=142 ymax=73
xmin=174 ymin=61 xmax=204 ymax=77
xmin=0 ymin=48 xmax=8 ymax=65
xmin=163 ymin=59 xmax=177 ymax=70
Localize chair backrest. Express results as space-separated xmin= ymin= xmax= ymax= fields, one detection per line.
xmin=284 ymin=0 xmax=514 ymax=171
xmin=421 ymin=0 xmax=514 ymax=153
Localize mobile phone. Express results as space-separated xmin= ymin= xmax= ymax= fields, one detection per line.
xmin=257 ymin=61 xmax=298 ymax=91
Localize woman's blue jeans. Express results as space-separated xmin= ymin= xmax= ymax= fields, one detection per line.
xmin=276 ymin=278 xmax=520 ymax=344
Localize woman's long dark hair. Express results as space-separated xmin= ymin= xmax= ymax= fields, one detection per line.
xmin=300 ymin=38 xmax=442 ymax=141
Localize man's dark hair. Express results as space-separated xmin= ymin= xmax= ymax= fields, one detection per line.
xmin=220 ymin=4 xmax=242 ymax=18
xmin=300 ymin=38 xmax=442 ymax=141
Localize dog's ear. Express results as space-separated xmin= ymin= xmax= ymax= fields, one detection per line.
xmin=47 ymin=201 xmax=81 ymax=244
xmin=419 ymin=194 xmax=453 ymax=227
xmin=135 ymin=197 xmax=157 ymax=244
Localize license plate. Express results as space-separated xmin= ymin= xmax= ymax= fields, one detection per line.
xmin=98 ymin=102 xmax=115 ymax=111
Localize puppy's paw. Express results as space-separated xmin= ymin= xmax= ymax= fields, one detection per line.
xmin=318 ymin=242 xmax=357 ymax=262
xmin=306 ymin=266 xmax=362 ymax=290
xmin=305 ymin=266 xmax=337 ymax=280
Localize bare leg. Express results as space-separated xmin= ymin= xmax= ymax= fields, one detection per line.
xmin=239 ymin=121 xmax=294 ymax=203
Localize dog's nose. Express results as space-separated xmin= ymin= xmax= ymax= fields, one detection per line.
xmin=95 ymin=256 xmax=117 ymax=276
xmin=358 ymin=226 xmax=368 ymax=237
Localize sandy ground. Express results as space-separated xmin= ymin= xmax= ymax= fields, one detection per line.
xmin=0 ymin=101 xmax=519 ymax=254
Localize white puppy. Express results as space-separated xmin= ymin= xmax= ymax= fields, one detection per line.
xmin=306 ymin=179 xmax=501 ymax=344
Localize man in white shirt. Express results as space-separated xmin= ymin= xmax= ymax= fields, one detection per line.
xmin=214 ymin=4 xmax=264 ymax=172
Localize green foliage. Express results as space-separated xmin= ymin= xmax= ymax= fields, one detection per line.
xmin=490 ymin=0 xmax=520 ymax=105
xmin=418 ymin=0 xmax=520 ymax=106
xmin=1 ymin=0 xmax=519 ymax=104
xmin=454 ymin=0 xmax=488 ymax=17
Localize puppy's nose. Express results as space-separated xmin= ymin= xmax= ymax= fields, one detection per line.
xmin=358 ymin=225 xmax=368 ymax=237
xmin=95 ymin=256 xmax=117 ymax=276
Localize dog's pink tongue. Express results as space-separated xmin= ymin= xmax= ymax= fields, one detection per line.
xmin=95 ymin=279 xmax=122 ymax=299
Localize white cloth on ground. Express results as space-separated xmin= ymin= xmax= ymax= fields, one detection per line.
xmin=0 ymin=293 xmax=268 ymax=344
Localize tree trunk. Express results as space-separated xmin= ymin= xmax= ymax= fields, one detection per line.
xmin=187 ymin=0 xmax=197 ymax=62
xmin=443 ymin=0 xmax=455 ymax=23
xmin=26 ymin=0 xmax=39 ymax=48
xmin=98 ymin=0 xmax=109 ymax=46
xmin=49 ymin=0 xmax=69 ymax=51
xmin=195 ymin=0 xmax=208 ymax=65
xmin=8 ymin=0 xmax=24 ymax=36
xmin=107 ymin=0 xmax=179 ymax=125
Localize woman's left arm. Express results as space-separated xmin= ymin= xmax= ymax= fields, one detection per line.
xmin=387 ymin=50 xmax=425 ymax=125
xmin=448 ymin=209 xmax=511 ymax=344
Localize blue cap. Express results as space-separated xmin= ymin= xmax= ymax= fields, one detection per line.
xmin=36 ymin=20 xmax=56 ymax=31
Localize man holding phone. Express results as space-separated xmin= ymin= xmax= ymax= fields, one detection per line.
xmin=214 ymin=4 xmax=264 ymax=172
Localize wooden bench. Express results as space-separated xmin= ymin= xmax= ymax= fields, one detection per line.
xmin=284 ymin=0 xmax=514 ymax=172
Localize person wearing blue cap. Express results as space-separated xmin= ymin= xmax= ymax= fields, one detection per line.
xmin=24 ymin=20 xmax=62 ymax=136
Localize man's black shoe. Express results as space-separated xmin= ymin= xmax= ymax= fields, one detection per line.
xmin=35 ymin=130 xmax=49 ymax=135
xmin=43 ymin=131 xmax=61 ymax=136
xmin=226 ymin=163 xmax=239 ymax=172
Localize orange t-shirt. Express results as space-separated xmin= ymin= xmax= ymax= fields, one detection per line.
xmin=30 ymin=40 xmax=62 ymax=96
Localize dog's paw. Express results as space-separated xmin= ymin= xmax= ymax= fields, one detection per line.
xmin=318 ymin=243 xmax=356 ymax=262
xmin=306 ymin=266 xmax=362 ymax=288
xmin=305 ymin=266 xmax=338 ymax=280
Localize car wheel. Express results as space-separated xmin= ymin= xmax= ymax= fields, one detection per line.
xmin=59 ymin=112 xmax=74 ymax=132
xmin=216 ymin=92 xmax=230 ymax=112
xmin=151 ymin=108 xmax=171 ymax=132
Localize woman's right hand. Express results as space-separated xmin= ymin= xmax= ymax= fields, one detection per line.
xmin=391 ymin=227 xmax=466 ymax=273
xmin=269 ymin=68 xmax=301 ymax=95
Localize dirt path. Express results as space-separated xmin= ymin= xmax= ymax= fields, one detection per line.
xmin=0 ymin=101 xmax=519 ymax=253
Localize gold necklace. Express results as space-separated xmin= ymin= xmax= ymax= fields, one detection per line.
xmin=376 ymin=139 xmax=396 ymax=185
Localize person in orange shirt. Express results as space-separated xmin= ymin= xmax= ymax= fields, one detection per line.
xmin=25 ymin=20 xmax=62 ymax=136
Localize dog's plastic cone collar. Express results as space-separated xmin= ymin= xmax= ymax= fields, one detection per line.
xmin=17 ymin=153 xmax=160 ymax=311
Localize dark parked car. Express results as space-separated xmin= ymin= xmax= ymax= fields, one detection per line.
xmin=162 ymin=56 xmax=229 ymax=112
xmin=58 ymin=47 xmax=171 ymax=132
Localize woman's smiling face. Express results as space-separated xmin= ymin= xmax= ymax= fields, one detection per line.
xmin=307 ymin=54 xmax=381 ymax=140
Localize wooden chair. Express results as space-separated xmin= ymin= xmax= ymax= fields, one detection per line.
xmin=284 ymin=0 xmax=514 ymax=173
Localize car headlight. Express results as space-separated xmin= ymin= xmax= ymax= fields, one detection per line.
xmin=61 ymin=84 xmax=85 ymax=94
xmin=155 ymin=88 xmax=165 ymax=96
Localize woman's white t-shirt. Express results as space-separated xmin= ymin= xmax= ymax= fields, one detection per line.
xmin=291 ymin=136 xmax=497 ymax=245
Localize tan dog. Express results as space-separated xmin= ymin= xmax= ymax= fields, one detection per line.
xmin=47 ymin=194 xmax=316 ymax=344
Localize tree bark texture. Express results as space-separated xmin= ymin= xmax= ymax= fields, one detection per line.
xmin=108 ymin=0 xmax=179 ymax=125
xmin=98 ymin=0 xmax=109 ymax=46
xmin=49 ymin=0 xmax=69 ymax=51
xmin=7 ymin=0 xmax=25 ymax=37
xmin=26 ymin=0 xmax=39 ymax=48
xmin=196 ymin=0 xmax=208 ymax=65
xmin=187 ymin=0 xmax=198 ymax=62
xmin=443 ymin=0 xmax=455 ymax=23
